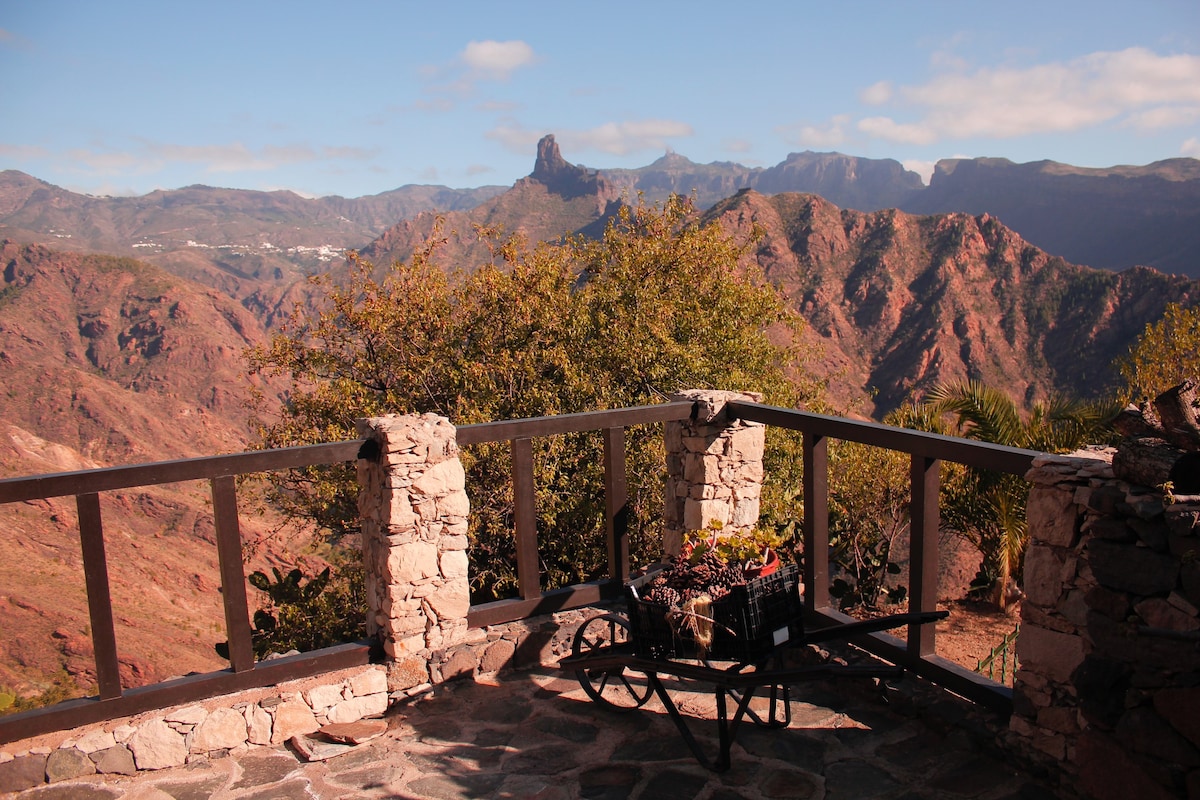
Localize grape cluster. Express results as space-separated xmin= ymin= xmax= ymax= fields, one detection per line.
xmin=642 ymin=550 xmax=746 ymax=607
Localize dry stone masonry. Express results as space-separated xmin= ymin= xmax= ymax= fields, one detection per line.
xmin=0 ymin=665 xmax=387 ymax=792
xmin=356 ymin=413 xmax=472 ymax=693
xmin=1015 ymin=446 xmax=1200 ymax=800
xmin=663 ymin=389 xmax=765 ymax=555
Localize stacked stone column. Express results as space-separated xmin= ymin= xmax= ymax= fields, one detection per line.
xmin=356 ymin=413 xmax=471 ymax=692
xmin=662 ymin=389 xmax=765 ymax=556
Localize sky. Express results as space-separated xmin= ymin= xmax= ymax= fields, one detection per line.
xmin=1 ymin=0 xmax=1198 ymax=199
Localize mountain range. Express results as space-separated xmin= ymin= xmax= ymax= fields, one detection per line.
xmin=2 ymin=135 xmax=1199 ymax=695
xmin=3 ymin=138 xmax=1198 ymax=279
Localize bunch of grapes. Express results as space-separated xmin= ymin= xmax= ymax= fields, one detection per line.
xmin=641 ymin=549 xmax=746 ymax=607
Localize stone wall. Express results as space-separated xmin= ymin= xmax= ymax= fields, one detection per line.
xmin=1015 ymin=447 xmax=1200 ymax=800
xmin=662 ymin=389 xmax=765 ymax=556
xmin=0 ymin=665 xmax=387 ymax=793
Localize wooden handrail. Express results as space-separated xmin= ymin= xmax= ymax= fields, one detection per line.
xmin=727 ymin=401 xmax=1039 ymax=474
xmin=455 ymin=400 xmax=693 ymax=445
xmin=2 ymin=397 xmax=1042 ymax=742
xmin=728 ymin=399 xmax=1039 ymax=711
xmin=0 ymin=440 xmax=367 ymax=503
xmin=455 ymin=401 xmax=693 ymax=614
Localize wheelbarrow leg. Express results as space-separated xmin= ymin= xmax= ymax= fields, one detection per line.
xmin=720 ymin=654 xmax=792 ymax=730
xmin=648 ymin=673 xmax=759 ymax=773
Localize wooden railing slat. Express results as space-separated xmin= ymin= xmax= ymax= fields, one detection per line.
xmin=908 ymin=455 xmax=941 ymax=657
xmin=511 ymin=438 xmax=541 ymax=601
xmin=211 ymin=475 xmax=255 ymax=673
xmin=603 ymin=427 xmax=630 ymax=584
xmin=803 ymin=434 xmax=830 ymax=612
xmin=77 ymin=493 xmax=122 ymax=701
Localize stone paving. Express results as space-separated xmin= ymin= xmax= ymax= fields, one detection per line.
xmin=7 ymin=667 xmax=1068 ymax=800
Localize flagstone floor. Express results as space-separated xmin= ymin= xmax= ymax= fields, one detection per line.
xmin=10 ymin=668 xmax=1067 ymax=799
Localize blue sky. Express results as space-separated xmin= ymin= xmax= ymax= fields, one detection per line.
xmin=2 ymin=0 xmax=1198 ymax=198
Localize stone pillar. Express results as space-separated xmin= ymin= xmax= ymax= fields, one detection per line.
xmin=356 ymin=413 xmax=471 ymax=693
xmin=662 ymin=389 xmax=765 ymax=556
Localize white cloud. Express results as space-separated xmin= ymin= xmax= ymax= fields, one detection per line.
xmin=859 ymin=47 xmax=1200 ymax=145
xmin=476 ymin=99 xmax=521 ymax=113
xmin=466 ymin=163 xmax=494 ymax=176
xmin=413 ymin=97 xmax=455 ymax=113
xmin=486 ymin=124 xmax=544 ymax=153
xmin=487 ymin=120 xmax=694 ymax=157
xmin=0 ymin=143 xmax=49 ymax=160
xmin=1124 ymin=105 xmax=1200 ymax=131
xmin=783 ymin=115 xmax=852 ymax=148
xmin=1183 ymin=138 xmax=1200 ymax=158
xmin=722 ymin=137 xmax=752 ymax=154
xmin=857 ymin=116 xmax=936 ymax=145
xmin=461 ymin=40 xmax=535 ymax=79
xmin=569 ymin=120 xmax=694 ymax=155
xmin=61 ymin=140 xmax=376 ymax=177
xmin=901 ymin=159 xmax=937 ymax=185
xmin=416 ymin=40 xmax=536 ymax=112
xmin=859 ymin=81 xmax=892 ymax=106
xmin=66 ymin=148 xmax=146 ymax=174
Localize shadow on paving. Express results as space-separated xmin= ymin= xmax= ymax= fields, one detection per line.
xmin=7 ymin=667 xmax=1064 ymax=799
xmin=386 ymin=668 xmax=1063 ymax=800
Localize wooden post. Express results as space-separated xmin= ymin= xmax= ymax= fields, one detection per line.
xmin=604 ymin=427 xmax=630 ymax=584
xmin=77 ymin=493 xmax=122 ymax=701
xmin=511 ymin=437 xmax=540 ymax=601
xmin=908 ymin=455 xmax=940 ymax=657
xmin=212 ymin=475 xmax=255 ymax=672
xmin=804 ymin=434 xmax=830 ymax=611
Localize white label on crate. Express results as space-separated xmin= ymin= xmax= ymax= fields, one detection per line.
xmin=772 ymin=626 xmax=788 ymax=646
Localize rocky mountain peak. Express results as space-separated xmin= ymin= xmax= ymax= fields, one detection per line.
xmin=531 ymin=134 xmax=572 ymax=182
xmin=526 ymin=134 xmax=618 ymax=206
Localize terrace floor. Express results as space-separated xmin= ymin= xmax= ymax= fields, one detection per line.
xmin=11 ymin=665 xmax=1066 ymax=800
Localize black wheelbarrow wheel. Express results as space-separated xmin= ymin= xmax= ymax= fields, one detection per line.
xmin=572 ymin=613 xmax=653 ymax=712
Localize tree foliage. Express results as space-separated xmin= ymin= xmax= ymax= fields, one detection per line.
xmin=1116 ymin=302 xmax=1200 ymax=403
xmin=217 ymin=558 xmax=367 ymax=659
xmin=248 ymin=195 xmax=814 ymax=600
xmin=826 ymin=440 xmax=911 ymax=609
xmin=898 ymin=380 xmax=1117 ymax=608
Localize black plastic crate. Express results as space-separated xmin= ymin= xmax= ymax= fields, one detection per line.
xmin=625 ymin=562 xmax=804 ymax=662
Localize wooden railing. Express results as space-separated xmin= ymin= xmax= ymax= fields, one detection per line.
xmin=0 ymin=402 xmax=693 ymax=743
xmin=728 ymin=400 xmax=1040 ymax=712
xmin=1 ymin=397 xmax=1039 ymax=742
xmin=0 ymin=440 xmax=372 ymax=744
xmin=459 ymin=400 xmax=694 ymax=626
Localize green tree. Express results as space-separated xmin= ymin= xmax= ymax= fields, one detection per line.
xmin=901 ymin=380 xmax=1116 ymax=609
xmin=248 ymin=195 xmax=815 ymax=601
xmin=1116 ymin=302 xmax=1200 ymax=402
xmin=825 ymin=440 xmax=911 ymax=609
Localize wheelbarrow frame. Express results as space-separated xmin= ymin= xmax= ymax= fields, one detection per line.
xmin=559 ymin=597 xmax=947 ymax=772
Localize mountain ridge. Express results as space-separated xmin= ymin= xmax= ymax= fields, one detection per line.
xmin=4 ymin=140 xmax=1198 ymax=278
